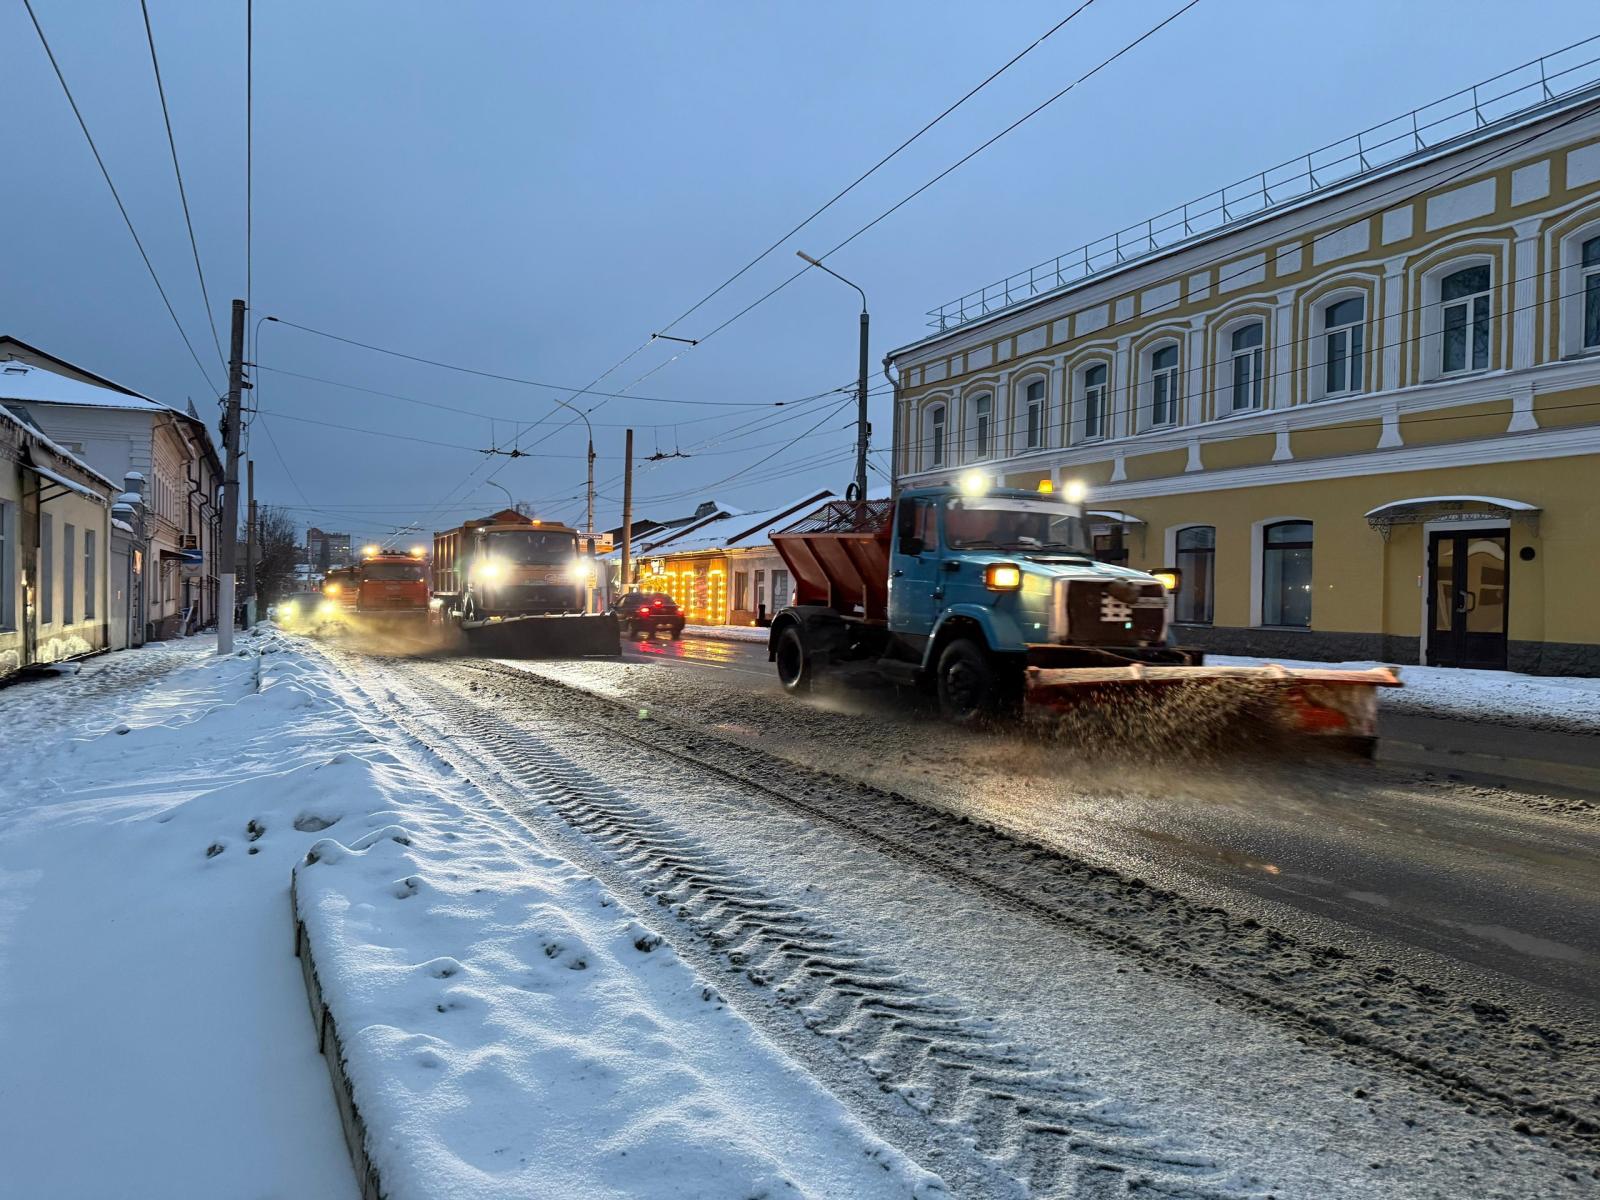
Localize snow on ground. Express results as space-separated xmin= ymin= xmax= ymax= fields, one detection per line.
xmin=0 ymin=634 xmax=942 ymax=1200
xmin=0 ymin=635 xmax=359 ymax=1199
xmin=683 ymin=623 xmax=769 ymax=644
xmin=1211 ymin=654 xmax=1600 ymax=732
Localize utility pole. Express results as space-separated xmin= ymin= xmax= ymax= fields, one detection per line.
xmin=217 ymin=298 xmax=245 ymax=655
xmin=855 ymin=306 xmax=870 ymax=503
xmin=245 ymin=458 xmax=256 ymax=621
xmin=620 ymin=429 xmax=633 ymax=596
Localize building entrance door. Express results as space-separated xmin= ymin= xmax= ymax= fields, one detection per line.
xmin=1427 ymin=529 xmax=1509 ymax=669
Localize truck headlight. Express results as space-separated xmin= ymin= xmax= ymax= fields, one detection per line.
xmin=473 ymin=559 xmax=503 ymax=583
xmin=281 ymin=600 xmax=298 ymax=618
xmin=1152 ymin=567 xmax=1181 ymax=591
xmin=318 ymin=600 xmax=337 ymax=617
xmin=985 ymin=563 xmax=1022 ymax=591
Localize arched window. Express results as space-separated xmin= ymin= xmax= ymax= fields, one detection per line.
xmin=1080 ymin=364 xmax=1108 ymax=439
xmin=1262 ymin=520 xmax=1313 ymax=627
xmin=1229 ymin=323 xmax=1265 ymax=411
xmin=1322 ymin=296 xmax=1365 ymax=396
xmin=924 ymin=404 xmax=947 ymax=469
xmin=1174 ymin=526 xmax=1214 ymax=624
xmin=1440 ymin=264 xmax=1491 ymax=374
xmin=1149 ymin=343 xmax=1180 ymax=427
xmin=969 ymin=392 xmax=993 ymax=459
xmin=1023 ymin=378 xmax=1048 ymax=449
xmin=1584 ymin=235 xmax=1600 ymax=352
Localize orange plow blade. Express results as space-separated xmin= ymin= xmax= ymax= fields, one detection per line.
xmin=1025 ymin=663 xmax=1402 ymax=741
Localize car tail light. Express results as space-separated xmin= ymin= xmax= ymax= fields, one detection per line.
xmin=636 ymin=607 xmax=650 ymax=616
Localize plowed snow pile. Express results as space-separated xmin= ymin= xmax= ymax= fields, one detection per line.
xmin=0 ymin=634 xmax=940 ymax=1200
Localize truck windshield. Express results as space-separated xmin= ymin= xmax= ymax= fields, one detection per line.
xmin=487 ymin=529 xmax=577 ymax=563
xmin=361 ymin=562 xmax=426 ymax=581
xmin=944 ymin=497 xmax=1090 ymax=553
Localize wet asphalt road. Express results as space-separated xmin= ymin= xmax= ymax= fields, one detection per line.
xmin=608 ymin=633 xmax=1600 ymax=1020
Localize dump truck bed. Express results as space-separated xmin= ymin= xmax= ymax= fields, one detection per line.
xmin=770 ymin=499 xmax=895 ymax=621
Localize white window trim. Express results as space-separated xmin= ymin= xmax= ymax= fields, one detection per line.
xmin=1141 ymin=340 xmax=1182 ymax=431
xmin=1248 ymin=515 xmax=1314 ymax=629
xmin=1309 ymin=288 xmax=1369 ymax=402
xmin=1419 ymin=255 xmax=1495 ymax=382
xmin=1215 ymin=317 xmax=1268 ymax=417
xmin=1073 ymin=360 xmax=1112 ymax=444
xmin=967 ymin=390 xmax=995 ymax=461
xmin=1018 ymin=373 xmax=1050 ymax=450
xmin=1163 ymin=521 xmax=1215 ymax=625
xmin=1559 ymin=221 xmax=1600 ymax=358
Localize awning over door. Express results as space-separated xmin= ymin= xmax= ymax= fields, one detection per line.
xmin=22 ymin=458 xmax=100 ymax=503
xmin=1364 ymin=495 xmax=1539 ymax=535
xmin=1086 ymin=509 xmax=1145 ymax=526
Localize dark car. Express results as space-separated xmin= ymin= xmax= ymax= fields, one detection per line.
xmin=616 ymin=591 xmax=685 ymax=640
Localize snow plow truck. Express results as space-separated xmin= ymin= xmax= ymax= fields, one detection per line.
xmin=767 ymin=482 xmax=1398 ymax=752
xmin=431 ymin=510 xmax=617 ymax=657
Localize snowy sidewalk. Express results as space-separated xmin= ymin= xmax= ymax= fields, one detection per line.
xmin=1 ymin=634 xmax=941 ymax=1200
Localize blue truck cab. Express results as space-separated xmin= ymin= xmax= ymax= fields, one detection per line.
xmin=769 ymin=484 xmax=1198 ymax=722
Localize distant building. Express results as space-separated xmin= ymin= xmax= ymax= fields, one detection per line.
xmin=306 ymin=527 xmax=353 ymax=570
xmin=888 ymin=50 xmax=1600 ymax=674
xmin=0 ymin=338 xmax=222 ymax=640
xmin=623 ymin=490 xmax=835 ymax=625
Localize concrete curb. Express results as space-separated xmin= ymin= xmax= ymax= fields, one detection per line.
xmin=290 ymin=870 xmax=387 ymax=1200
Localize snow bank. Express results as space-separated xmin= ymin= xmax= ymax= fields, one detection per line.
xmin=291 ymin=734 xmax=943 ymax=1200
xmin=683 ymin=624 xmax=769 ymax=644
xmin=1210 ymin=654 xmax=1600 ymax=732
xmin=0 ymin=633 xmax=361 ymax=1198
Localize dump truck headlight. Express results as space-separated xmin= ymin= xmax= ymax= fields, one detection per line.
xmin=318 ymin=600 xmax=337 ymax=617
xmin=985 ymin=563 xmax=1022 ymax=591
xmin=473 ymin=558 xmax=503 ymax=582
xmin=324 ymin=583 xmax=340 ymax=596
xmin=281 ymin=600 xmax=299 ymax=618
xmin=1152 ymin=567 xmax=1181 ymax=592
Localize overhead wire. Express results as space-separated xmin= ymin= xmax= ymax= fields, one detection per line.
xmin=137 ymin=0 xmax=226 ymax=374
xmin=22 ymin=0 xmax=221 ymax=396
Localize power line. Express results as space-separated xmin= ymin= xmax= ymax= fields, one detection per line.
xmin=22 ymin=0 xmax=221 ymax=396
xmin=653 ymin=1 xmax=1099 ymax=340
xmin=137 ymin=0 xmax=226 ymax=374
xmin=692 ymin=0 xmax=1207 ymax=349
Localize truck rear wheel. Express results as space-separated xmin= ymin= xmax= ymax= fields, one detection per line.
xmin=936 ymin=638 xmax=1003 ymax=725
xmin=774 ymin=625 xmax=812 ymax=693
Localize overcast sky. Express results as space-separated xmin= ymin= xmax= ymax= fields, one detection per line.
xmin=3 ymin=0 xmax=1594 ymax=539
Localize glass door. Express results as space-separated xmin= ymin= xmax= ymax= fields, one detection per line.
xmin=1427 ymin=530 xmax=1509 ymax=669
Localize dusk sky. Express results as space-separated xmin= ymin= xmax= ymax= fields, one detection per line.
xmin=4 ymin=0 xmax=1593 ymax=538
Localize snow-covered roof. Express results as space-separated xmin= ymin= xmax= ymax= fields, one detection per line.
xmin=0 ymin=360 xmax=174 ymax=414
xmin=631 ymin=490 xmax=836 ymax=558
xmin=0 ymin=402 xmax=119 ymax=493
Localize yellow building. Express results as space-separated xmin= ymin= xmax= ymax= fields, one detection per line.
xmin=888 ymin=47 xmax=1600 ymax=674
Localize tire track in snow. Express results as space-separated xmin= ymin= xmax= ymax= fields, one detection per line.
xmin=360 ymin=654 xmax=1260 ymax=1200
xmin=451 ymin=656 xmax=1600 ymax=1170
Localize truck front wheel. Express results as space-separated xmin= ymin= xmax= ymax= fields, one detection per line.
xmin=774 ymin=625 xmax=812 ymax=693
xmin=936 ymin=638 xmax=1005 ymax=725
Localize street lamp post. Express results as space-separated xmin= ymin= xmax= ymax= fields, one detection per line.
xmin=797 ymin=251 xmax=869 ymax=503
xmin=485 ymin=480 xmax=515 ymax=511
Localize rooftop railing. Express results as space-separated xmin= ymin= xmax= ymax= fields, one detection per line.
xmin=926 ymin=35 xmax=1600 ymax=332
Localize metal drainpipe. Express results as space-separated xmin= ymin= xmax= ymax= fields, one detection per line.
xmin=881 ymin=355 xmax=901 ymax=495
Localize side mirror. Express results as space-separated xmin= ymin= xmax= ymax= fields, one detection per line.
xmin=900 ymin=536 xmax=924 ymax=557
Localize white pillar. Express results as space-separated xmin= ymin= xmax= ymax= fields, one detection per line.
xmin=1271 ymin=289 xmax=1295 ymax=409
xmin=1381 ymin=256 xmax=1406 ymax=392
xmin=1511 ymin=216 xmax=1541 ymax=372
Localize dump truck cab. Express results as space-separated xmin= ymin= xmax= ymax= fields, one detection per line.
xmin=430 ymin=510 xmax=617 ymax=656
xmin=354 ymin=546 xmax=430 ymax=620
xmin=882 ymin=484 xmax=1183 ymax=671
